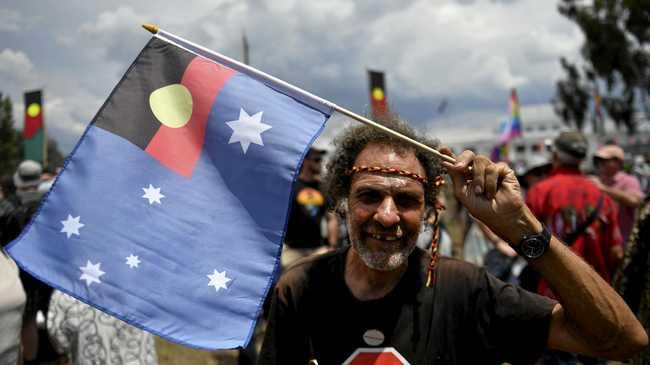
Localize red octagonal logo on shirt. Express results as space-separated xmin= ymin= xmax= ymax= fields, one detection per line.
xmin=343 ymin=347 xmax=410 ymax=365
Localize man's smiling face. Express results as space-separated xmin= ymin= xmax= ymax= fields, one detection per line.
xmin=347 ymin=142 xmax=426 ymax=271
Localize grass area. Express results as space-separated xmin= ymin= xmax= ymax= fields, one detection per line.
xmin=155 ymin=337 xmax=238 ymax=365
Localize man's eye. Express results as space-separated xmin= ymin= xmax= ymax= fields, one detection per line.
xmin=395 ymin=194 xmax=421 ymax=208
xmin=358 ymin=191 xmax=382 ymax=203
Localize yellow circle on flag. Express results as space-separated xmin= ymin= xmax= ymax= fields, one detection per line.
xmin=27 ymin=103 xmax=41 ymax=118
xmin=372 ymin=87 xmax=384 ymax=101
xmin=149 ymin=84 xmax=193 ymax=128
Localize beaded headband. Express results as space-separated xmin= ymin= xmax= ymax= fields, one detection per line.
xmin=346 ymin=165 xmax=445 ymax=187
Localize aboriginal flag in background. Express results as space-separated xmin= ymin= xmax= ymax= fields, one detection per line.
xmin=24 ymin=90 xmax=45 ymax=164
xmin=368 ymin=70 xmax=387 ymax=118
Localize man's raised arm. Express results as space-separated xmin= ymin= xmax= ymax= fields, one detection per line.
xmin=441 ymin=148 xmax=648 ymax=360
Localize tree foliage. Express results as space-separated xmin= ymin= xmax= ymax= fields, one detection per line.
xmin=552 ymin=58 xmax=591 ymax=130
xmin=554 ymin=0 xmax=650 ymax=133
xmin=46 ymin=138 xmax=65 ymax=170
xmin=0 ymin=93 xmax=23 ymax=177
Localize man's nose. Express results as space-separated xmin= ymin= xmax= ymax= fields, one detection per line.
xmin=373 ymin=196 xmax=400 ymax=228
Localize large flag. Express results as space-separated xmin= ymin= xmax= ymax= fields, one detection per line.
xmin=497 ymin=88 xmax=522 ymax=144
xmin=368 ymin=70 xmax=387 ymax=118
xmin=23 ymin=90 xmax=46 ymax=164
xmin=8 ymin=35 xmax=330 ymax=349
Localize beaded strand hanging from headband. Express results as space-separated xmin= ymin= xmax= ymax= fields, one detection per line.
xmin=426 ymin=200 xmax=445 ymax=287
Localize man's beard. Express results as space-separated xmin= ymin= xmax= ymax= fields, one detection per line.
xmin=347 ymin=216 xmax=418 ymax=271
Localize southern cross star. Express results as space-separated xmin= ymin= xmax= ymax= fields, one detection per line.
xmin=207 ymin=269 xmax=231 ymax=292
xmin=226 ymin=108 xmax=272 ymax=154
xmin=61 ymin=215 xmax=84 ymax=238
xmin=79 ymin=260 xmax=105 ymax=286
xmin=142 ymin=184 xmax=164 ymax=205
xmin=125 ymin=254 xmax=141 ymax=269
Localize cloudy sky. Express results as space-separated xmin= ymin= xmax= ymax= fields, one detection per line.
xmin=0 ymin=0 xmax=582 ymax=154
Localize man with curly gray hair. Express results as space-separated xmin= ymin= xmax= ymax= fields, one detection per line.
xmin=259 ymin=116 xmax=647 ymax=365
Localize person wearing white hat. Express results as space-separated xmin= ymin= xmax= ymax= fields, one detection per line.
xmin=12 ymin=160 xmax=44 ymax=205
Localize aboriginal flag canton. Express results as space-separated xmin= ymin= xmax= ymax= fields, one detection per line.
xmin=8 ymin=37 xmax=329 ymax=349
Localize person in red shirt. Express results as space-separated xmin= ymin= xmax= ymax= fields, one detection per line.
xmin=527 ymin=131 xmax=625 ymax=365
xmin=527 ymin=132 xmax=624 ymax=294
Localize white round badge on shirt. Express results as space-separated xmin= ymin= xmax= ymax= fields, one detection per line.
xmin=362 ymin=329 xmax=385 ymax=346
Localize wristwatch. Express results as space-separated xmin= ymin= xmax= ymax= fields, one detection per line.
xmin=514 ymin=224 xmax=551 ymax=260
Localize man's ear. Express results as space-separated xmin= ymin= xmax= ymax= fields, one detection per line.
xmin=336 ymin=198 xmax=348 ymax=218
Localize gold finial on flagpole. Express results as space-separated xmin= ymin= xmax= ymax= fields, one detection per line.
xmin=142 ymin=23 xmax=159 ymax=34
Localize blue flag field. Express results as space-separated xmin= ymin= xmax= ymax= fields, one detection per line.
xmin=8 ymin=35 xmax=330 ymax=349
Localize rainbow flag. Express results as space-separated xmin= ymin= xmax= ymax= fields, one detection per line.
xmin=497 ymin=89 xmax=522 ymax=144
xmin=490 ymin=144 xmax=509 ymax=162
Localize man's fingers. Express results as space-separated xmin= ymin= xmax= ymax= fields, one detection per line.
xmin=484 ymin=163 xmax=499 ymax=199
xmin=438 ymin=146 xmax=455 ymax=159
xmin=471 ymin=157 xmax=488 ymax=195
xmin=447 ymin=168 xmax=466 ymax=199
xmin=439 ymin=147 xmax=472 ymax=200
xmin=485 ymin=162 xmax=508 ymax=199
xmin=454 ymin=150 xmax=475 ymax=170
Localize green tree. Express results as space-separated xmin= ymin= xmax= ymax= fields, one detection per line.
xmin=552 ymin=58 xmax=591 ymax=131
xmin=46 ymin=137 xmax=65 ymax=170
xmin=554 ymin=0 xmax=650 ymax=133
xmin=0 ymin=93 xmax=23 ymax=176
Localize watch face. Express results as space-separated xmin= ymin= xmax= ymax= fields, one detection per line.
xmin=521 ymin=238 xmax=545 ymax=259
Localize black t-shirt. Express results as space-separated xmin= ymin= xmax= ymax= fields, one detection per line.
xmin=284 ymin=179 xmax=326 ymax=249
xmin=259 ymin=247 xmax=556 ymax=365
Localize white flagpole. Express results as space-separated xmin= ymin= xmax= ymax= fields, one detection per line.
xmin=142 ymin=24 xmax=456 ymax=165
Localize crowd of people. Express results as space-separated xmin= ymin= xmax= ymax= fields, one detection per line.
xmin=1 ymin=116 xmax=650 ymax=365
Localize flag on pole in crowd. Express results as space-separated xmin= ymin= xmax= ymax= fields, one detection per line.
xmin=23 ymin=90 xmax=46 ymax=165
xmin=242 ymin=32 xmax=250 ymax=65
xmin=490 ymin=144 xmax=509 ymax=162
xmin=8 ymin=32 xmax=331 ymax=349
xmin=497 ymin=88 xmax=522 ymax=144
xmin=593 ymin=90 xmax=604 ymax=134
xmin=368 ymin=70 xmax=387 ymax=118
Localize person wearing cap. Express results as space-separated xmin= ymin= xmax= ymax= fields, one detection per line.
xmin=282 ymin=147 xmax=331 ymax=269
xmin=519 ymin=154 xmax=552 ymax=192
xmin=591 ymin=144 xmax=645 ymax=243
xmin=12 ymin=160 xmax=44 ymax=202
xmin=526 ymin=131 xmax=625 ymax=364
xmin=260 ymin=119 xmax=647 ymax=365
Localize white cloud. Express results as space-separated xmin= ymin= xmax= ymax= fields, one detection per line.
xmin=57 ymin=6 xmax=148 ymax=65
xmin=0 ymin=49 xmax=39 ymax=90
xmin=358 ymin=0 xmax=582 ymax=101
xmin=1 ymin=0 xmax=584 ymax=154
